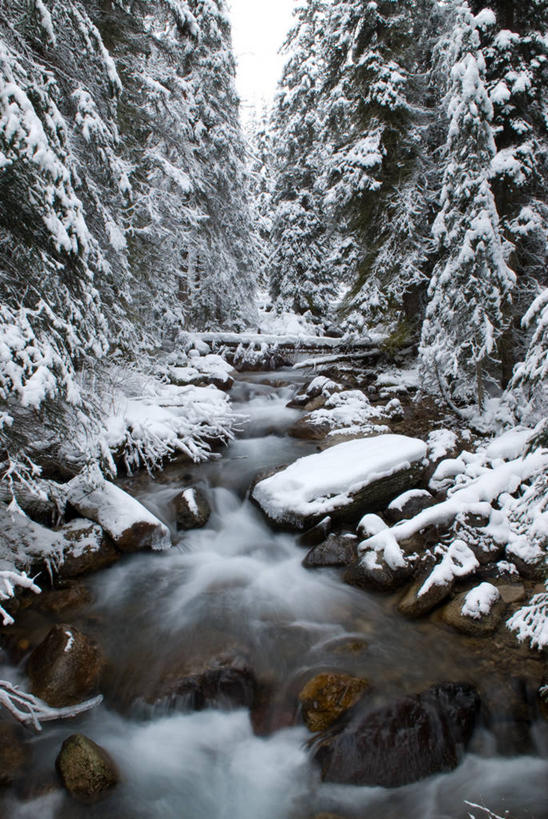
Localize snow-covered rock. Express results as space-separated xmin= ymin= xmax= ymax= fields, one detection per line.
xmin=441 ymin=583 xmax=505 ymax=635
xmin=67 ymin=475 xmax=171 ymax=553
xmin=252 ymin=434 xmax=427 ymax=530
xmin=386 ymin=489 xmax=435 ymax=523
xmin=59 ymin=519 xmax=120 ymax=578
xmin=290 ymin=390 xmax=390 ymax=441
xmin=173 ymin=487 xmax=210 ymax=530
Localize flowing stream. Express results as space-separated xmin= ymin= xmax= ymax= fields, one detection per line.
xmin=3 ymin=370 xmax=548 ymax=819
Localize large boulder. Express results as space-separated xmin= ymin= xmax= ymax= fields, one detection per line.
xmin=67 ymin=475 xmax=171 ymax=553
xmin=27 ymin=624 xmax=104 ymax=707
xmin=314 ymin=682 xmax=480 ymax=787
xmin=56 ymin=734 xmax=119 ymax=803
xmin=173 ymin=487 xmax=211 ymax=530
xmin=299 ymin=672 xmax=369 ymax=733
xmin=252 ymin=435 xmax=428 ymax=531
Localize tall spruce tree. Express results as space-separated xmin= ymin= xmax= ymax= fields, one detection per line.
xmin=269 ymin=0 xmax=336 ymax=321
xmin=419 ymin=2 xmax=516 ymax=410
xmin=319 ymin=0 xmax=438 ymax=330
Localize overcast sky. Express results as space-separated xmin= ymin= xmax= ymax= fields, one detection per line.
xmin=229 ymin=0 xmax=295 ymax=122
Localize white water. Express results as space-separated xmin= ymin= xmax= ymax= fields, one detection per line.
xmin=4 ymin=372 xmax=548 ymax=818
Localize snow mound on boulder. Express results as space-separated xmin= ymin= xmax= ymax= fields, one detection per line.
xmin=252 ymin=435 xmax=427 ymax=529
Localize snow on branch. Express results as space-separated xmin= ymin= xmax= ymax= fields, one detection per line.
xmin=0 ymin=680 xmax=102 ymax=731
xmin=0 ymin=570 xmax=41 ymax=626
xmin=507 ymin=591 xmax=548 ymax=651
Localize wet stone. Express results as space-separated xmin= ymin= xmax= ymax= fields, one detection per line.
xmin=27 ymin=624 xmax=104 ymax=708
xmin=303 ymin=534 xmax=358 ymax=569
xmin=147 ymin=662 xmax=257 ymax=712
xmin=298 ymin=517 xmax=332 ymax=549
xmin=313 ymin=682 xmax=480 ymax=787
xmin=173 ymin=487 xmax=211 ymax=530
xmin=56 ymin=734 xmax=119 ymax=803
xmin=299 ymin=672 xmax=369 ymax=733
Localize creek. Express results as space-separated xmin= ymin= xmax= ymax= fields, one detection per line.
xmin=3 ymin=370 xmax=548 ymax=819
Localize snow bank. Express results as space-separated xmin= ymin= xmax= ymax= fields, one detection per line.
xmin=252 ymin=435 xmax=427 ymax=528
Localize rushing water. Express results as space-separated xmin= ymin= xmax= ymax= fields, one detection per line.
xmin=3 ymin=371 xmax=548 ymax=819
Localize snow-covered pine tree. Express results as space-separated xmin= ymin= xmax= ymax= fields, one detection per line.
xmin=269 ymin=0 xmax=336 ymax=322
xmin=464 ymin=0 xmax=548 ymax=386
xmin=0 ymin=0 xmax=256 ymax=472
xmin=419 ymin=2 xmax=516 ymax=410
xmin=509 ymin=287 xmax=548 ymax=423
xmin=246 ymin=105 xmax=275 ymax=291
xmin=320 ymin=0 xmax=438 ymax=332
xmin=182 ymin=0 xmax=257 ymax=330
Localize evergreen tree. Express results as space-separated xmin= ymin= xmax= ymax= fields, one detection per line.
xmin=246 ymin=105 xmax=275 ymax=291
xmin=320 ymin=0 xmax=438 ymax=330
xmin=269 ymin=0 xmax=336 ymax=321
xmin=476 ymin=0 xmax=548 ymax=379
xmin=419 ymin=2 xmax=515 ymax=410
xmin=0 ymin=0 xmax=256 ymax=461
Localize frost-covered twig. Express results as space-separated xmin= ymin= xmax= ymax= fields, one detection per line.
xmin=0 ymin=681 xmax=102 ymax=731
xmin=0 ymin=571 xmax=41 ymax=626
xmin=464 ymin=800 xmax=509 ymax=819
xmin=507 ymin=592 xmax=548 ymax=651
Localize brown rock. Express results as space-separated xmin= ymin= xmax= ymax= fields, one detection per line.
xmin=173 ymin=487 xmax=211 ymax=530
xmin=303 ymin=395 xmax=328 ymax=412
xmin=289 ymin=417 xmax=330 ymax=440
xmin=27 ymin=624 xmax=104 ymax=707
xmin=496 ymin=583 xmax=526 ymax=604
xmin=56 ymin=734 xmax=118 ymax=803
xmin=398 ymin=576 xmax=453 ymax=618
xmin=0 ymin=722 xmax=31 ymax=786
xmin=303 ymin=534 xmax=358 ymax=569
xmin=441 ymin=591 xmax=506 ymax=636
xmin=59 ymin=520 xmax=120 ymax=578
xmin=299 ymin=672 xmax=369 ymax=733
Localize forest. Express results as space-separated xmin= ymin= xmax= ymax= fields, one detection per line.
xmin=0 ymin=0 xmax=546 ymax=817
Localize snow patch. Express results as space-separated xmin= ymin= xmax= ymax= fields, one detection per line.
xmin=461 ymin=583 xmax=500 ymax=619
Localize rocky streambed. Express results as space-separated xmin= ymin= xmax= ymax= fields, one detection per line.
xmin=0 ymin=363 xmax=547 ymax=819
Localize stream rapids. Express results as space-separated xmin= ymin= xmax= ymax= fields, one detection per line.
xmin=2 ymin=369 xmax=548 ymax=819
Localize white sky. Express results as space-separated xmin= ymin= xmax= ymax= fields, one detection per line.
xmin=229 ymin=0 xmax=295 ymax=122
